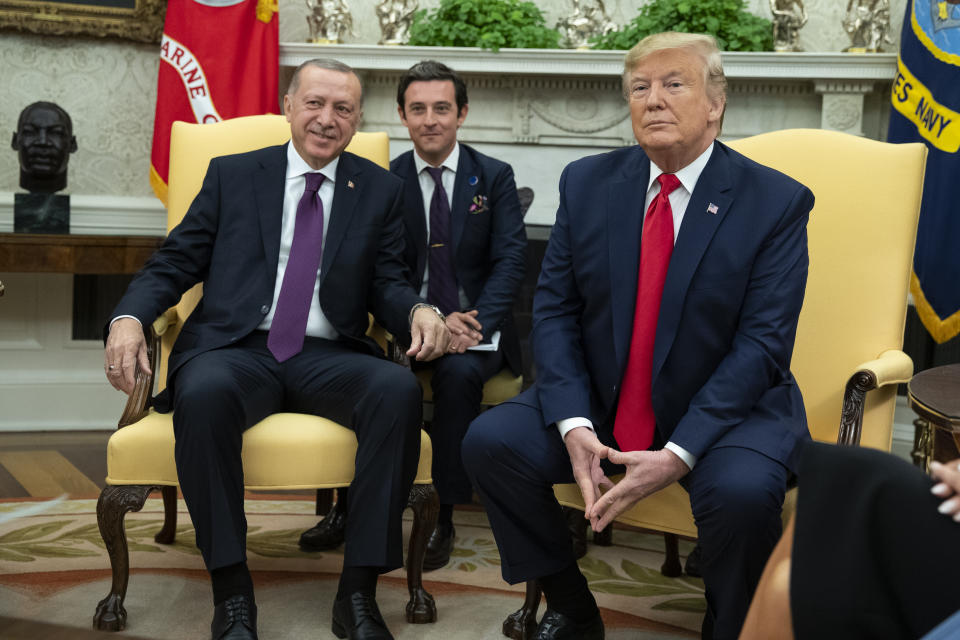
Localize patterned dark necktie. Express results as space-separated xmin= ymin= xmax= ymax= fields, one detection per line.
xmin=426 ymin=166 xmax=459 ymax=315
xmin=614 ymin=173 xmax=682 ymax=451
xmin=267 ymin=172 xmax=325 ymax=363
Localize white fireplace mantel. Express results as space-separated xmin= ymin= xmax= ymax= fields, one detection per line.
xmin=280 ymin=44 xmax=898 ymax=81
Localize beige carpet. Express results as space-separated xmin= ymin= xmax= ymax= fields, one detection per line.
xmin=0 ymin=496 xmax=702 ymax=639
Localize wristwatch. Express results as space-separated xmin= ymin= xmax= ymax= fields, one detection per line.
xmin=409 ymin=303 xmax=445 ymax=326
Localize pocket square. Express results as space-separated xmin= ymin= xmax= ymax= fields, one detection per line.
xmin=469 ymin=194 xmax=489 ymax=214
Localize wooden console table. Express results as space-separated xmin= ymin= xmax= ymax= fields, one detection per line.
xmin=0 ymin=233 xmax=162 ymax=274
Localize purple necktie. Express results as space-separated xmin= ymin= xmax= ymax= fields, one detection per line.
xmin=268 ymin=172 xmax=325 ymax=362
xmin=426 ymin=166 xmax=459 ymax=315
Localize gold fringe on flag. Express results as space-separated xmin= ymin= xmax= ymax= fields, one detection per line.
xmin=911 ymin=271 xmax=960 ymax=343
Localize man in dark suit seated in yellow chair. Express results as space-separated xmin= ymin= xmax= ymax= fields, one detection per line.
xmin=299 ymin=60 xmax=527 ymax=571
xmin=104 ymin=59 xmax=450 ymax=640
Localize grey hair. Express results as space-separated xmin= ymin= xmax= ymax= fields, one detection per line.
xmin=287 ymin=58 xmax=364 ymax=106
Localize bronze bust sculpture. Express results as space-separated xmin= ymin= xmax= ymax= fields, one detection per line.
xmin=11 ymin=101 xmax=77 ymax=194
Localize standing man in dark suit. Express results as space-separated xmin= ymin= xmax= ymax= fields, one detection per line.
xmin=463 ymin=32 xmax=815 ymax=640
xmin=104 ymin=59 xmax=450 ymax=640
xmin=299 ymin=60 xmax=527 ymax=571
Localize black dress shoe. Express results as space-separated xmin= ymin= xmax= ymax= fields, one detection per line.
xmin=684 ymin=543 xmax=702 ymax=577
xmin=422 ymin=522 xmax=455 ymax=571
xmin=299 ymin=504 xmax=347 ymax=551
xmin=331 ymin=592 xmax=394 ymax=639
xmin=534 ymin=609 xmax=604 ymax=640
xmin=210 ymin=594 xmax=257 ymax=640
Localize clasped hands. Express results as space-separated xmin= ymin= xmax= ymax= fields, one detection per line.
xmin=565 ymin=426 xmax=690 ymax=532
xmin=408 ymin=308 xmax=484 ymax=357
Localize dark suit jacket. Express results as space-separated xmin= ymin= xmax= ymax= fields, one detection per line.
xmin=111 ymin=144 xmax=421 ymax=393
xmin=523 ymin=140 xmax=815 ymax=471
xmin=391 ymin=144 xmax=527 ymax=376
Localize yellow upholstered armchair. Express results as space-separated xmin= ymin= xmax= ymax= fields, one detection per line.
xmin=92 ymin=115 xmax=439 ymax=632
xmin=503 ymin=129 xmax=927 ymax=638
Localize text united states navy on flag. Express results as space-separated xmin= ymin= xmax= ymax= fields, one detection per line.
xmin=889 ymin=0 xmax=960 ymax=342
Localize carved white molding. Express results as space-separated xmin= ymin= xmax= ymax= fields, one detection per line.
xmin=281 ymin=43 xmax=898 ymax=80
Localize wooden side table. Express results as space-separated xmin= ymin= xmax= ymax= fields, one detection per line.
xmin=907 ymin=364 xmax=960 ymax=471
xmin=0 ymin=232 xmax=163 ymax=274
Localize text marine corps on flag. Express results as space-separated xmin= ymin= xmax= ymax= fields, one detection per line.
xmin=159 ymin=35 xmax=222 ymax=124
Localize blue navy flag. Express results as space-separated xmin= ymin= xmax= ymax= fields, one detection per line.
xmin=889 ymin=0 xmax=960 ymax=342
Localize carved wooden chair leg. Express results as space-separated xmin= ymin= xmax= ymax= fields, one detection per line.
xmin=154 ymin=485 xmax=178 ymax=544
xmin=93 ymin=484 xmax=157 ymax=631
xmin=502 ymin=579 xmax=542 ymax=640
xmin=661 ymin=532 xmax=682 ymax=577
xmin=593 ymin=526 xmax=613 ymax=547
xmin=561 ymin=506 xmax=588 ymax=559
xmin=405 ymin=483 xmax=439 ymax=623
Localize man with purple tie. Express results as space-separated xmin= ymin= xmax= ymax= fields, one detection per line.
xmin=299 ymin=60 xmax=527 ymax=572
xmin=103 ymin=59 xmax=450 ymax=640
xmin=463 ymin=33 xmax=815 ymax=640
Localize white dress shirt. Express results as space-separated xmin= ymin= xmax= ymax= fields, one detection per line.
xmin=110 ymin=142 xmax=341 ymax=340
xmin=256 ymin=142 xmax=339 ymax=339
xmin=557 ymin=143 xmax=716 ymax=470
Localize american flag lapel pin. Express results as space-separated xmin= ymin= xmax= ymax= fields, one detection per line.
xmin=347 ymin=180 xmax=355 ymax=189
xmin=707 ymin=202 xmax=719 ymax=215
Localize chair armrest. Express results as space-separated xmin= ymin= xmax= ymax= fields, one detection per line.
xmin=152 ymin=307 xmax=179 ymax=336
xmin=368 ymin=320 xmax=410 ymax=368
xmin=117 ymin=323 xmax=161 ymax=428
xmin=837 ymin=349 xmax=914 ymax=446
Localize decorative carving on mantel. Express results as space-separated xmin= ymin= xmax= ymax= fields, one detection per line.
xmin=813 ymin=79 xmax=877 ymax=94
xmin=823 ymin=95 xmax=863 ymax=131
xmin=728 ymin=81 xmax=813 ymax=96
xmin=513 ymin=91 xmax=534 ymax=140
xmin=529 ymin=96 xmax=628 ymax=135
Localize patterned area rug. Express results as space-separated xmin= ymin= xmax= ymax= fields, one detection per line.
xmin=0 ymin=496 xmax=702 ymax=639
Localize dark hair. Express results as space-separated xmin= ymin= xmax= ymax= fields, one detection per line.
xmin=396 ymin=60 xmax=468 ymax=115
xmin=287 ymin=58 xmax=363 ymax=106
xmin=18 ymin=101 xmax=73 ymax=133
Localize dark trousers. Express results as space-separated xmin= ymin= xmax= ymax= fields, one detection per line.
xmin=462 ymin=396 xmax=787 ymax=640
xmin=416 ymin=348 xmax=504 ymax=505
xmin=171 ymin=332 xmax=422 ymax=573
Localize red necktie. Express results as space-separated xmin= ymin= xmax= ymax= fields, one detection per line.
xmin=613 ymin=173 xmax=681 ymax=452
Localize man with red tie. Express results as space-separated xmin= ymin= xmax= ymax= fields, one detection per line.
xmin=463 ymin=32 xmax=814 ymax=640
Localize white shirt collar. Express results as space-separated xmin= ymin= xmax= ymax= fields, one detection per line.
xmin=413 ymin=142 xmax=460 ymax=176
xmin=286 ymin=141 xmax=339 ymax=184
xmin=647 ymin=142 xmax=715 ymax=195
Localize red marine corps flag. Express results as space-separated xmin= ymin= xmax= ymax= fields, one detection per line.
xmin=149 ymin=0 xmax=279 ymax=204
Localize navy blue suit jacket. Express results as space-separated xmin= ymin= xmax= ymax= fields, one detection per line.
xmin=391 ymin=144 xmax=527 ymax=376
xmin=523 ymin=140 xmax=815 ymax=471
xmin=112 ymin=144 xmax=421 ymax=393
